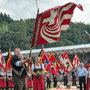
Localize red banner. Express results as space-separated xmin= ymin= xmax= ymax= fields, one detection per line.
xmin=31 ymin=2 xmax=83 ymax=47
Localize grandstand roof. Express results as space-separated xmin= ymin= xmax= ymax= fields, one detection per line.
xmin=3 ymin=43 xmax=90 ymax=56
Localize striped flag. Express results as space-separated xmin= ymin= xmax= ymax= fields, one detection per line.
xmin=31 ymin=2 xmax=83 ymax=47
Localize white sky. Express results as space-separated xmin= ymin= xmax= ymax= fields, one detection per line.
xmin=0 ymin=0 xmax=90 ymax=24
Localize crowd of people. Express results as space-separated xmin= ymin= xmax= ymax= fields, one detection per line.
xmin=0 ymin=48 xmax=90 ymax=90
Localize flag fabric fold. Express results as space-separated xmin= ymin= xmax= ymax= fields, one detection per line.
xmin=31 ymin=2 xmax=83 ymax=47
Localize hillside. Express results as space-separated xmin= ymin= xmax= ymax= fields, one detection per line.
xmin=0 ymin=13 xmax=90 ymax=52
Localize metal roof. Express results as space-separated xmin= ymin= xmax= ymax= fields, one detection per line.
xmin=2 ymin=43 xmax=90 ymax=56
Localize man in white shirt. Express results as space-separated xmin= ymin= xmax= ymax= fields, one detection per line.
xmin=77 ymin=63 xmax=87 ymax=90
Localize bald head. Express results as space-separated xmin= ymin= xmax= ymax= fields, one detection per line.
xmin=80 ymin=63 xmax=84 ymax=68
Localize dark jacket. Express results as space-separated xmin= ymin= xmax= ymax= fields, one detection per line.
xmin=11 ymin=55 xmax=27 ymax=77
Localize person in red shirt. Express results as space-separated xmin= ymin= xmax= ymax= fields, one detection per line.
xmin=86 ymin=67 xmax=90 ymax=90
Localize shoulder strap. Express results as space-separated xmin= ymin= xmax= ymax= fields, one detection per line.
xmin=12 ymin=66 xmax=25 ymax=77
xmin=34 ymin=64 xmax=35 ymax=69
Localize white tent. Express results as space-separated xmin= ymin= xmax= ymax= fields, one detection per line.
xmin=2 ymin=43 xmax=90 ymax=56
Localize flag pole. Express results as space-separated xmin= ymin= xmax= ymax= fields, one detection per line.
xmin=29 ymin=0 xmax=39 ymax=59
xmin=35 ymin=0 xmax=44 ymax=53
xmin=6 ymin=69 xmax=8 ymax=90
xmin=29 ymin=0 xmax=39 ymax=58
xmin=35 ymin=0 xmax=44 ymax=50
xmin=35 ymin=0 xmax=39 ymax=14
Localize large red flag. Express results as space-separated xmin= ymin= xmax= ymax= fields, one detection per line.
xmin=31 ymin=2 xmax=83 ymax=47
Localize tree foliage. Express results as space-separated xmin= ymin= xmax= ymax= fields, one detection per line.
xmin=0 ymin=13 xmax=90 ymax=52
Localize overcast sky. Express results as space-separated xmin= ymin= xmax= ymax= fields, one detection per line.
xmin=0 ymin=0 xmax=90 ymax=24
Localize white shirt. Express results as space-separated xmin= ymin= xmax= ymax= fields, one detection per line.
xmin=77 ymin=67 xmax=87 ymax=77
xmin=31 ymin=64 xmax=44 ymax=70
xmin=15 ymin=61 xmax=21 ymax=66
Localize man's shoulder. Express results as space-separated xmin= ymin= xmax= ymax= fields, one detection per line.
xmin=12 ymin=55 xmax=19 ymax=60
xmin=83 ymin=67 xmax=87 ymax=71
xmin=11 ymin=55 xmax=19 ymax=64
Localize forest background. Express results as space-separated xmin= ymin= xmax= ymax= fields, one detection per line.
xmin=0 ymin=13 xmax=90 ymax=53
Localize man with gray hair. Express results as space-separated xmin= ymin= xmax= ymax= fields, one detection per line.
xmin=77 ymin=63 xmax=87 ymax=90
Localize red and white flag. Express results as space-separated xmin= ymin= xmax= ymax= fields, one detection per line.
xmin=0 ymin=51 xmax=5 ymax=70
xmin=63 ymin=52 xmax=73 ymax=73
xmin=31 ymin=2 xmax=83 ymax=47
xmin=0 ymin=51 xmax=3 ymax=64
xmin=72 ymin=54 xmax=80 ymax=69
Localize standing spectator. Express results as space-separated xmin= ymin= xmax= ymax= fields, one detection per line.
xmin=31 ymin=57 xmax=45 ymax=90
xmin=46 ymin=72 xmax=51 ymax=88
xmin=86 ymin=67 xmax=90 ymax=90
xmin=63 ymin=72 xmax=68 ymax=86
xmin=7 ymin=68 xmax=14 ymax=90
xmin=77 ymin=63 xmax=87 ymax=90
xmin=26 ymin=72 xmax=33 ymax=90
xmin=72 ymin=69 xmax=76 ymax=86
xmin=53 ymin=75 xmax=57 ymax=88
